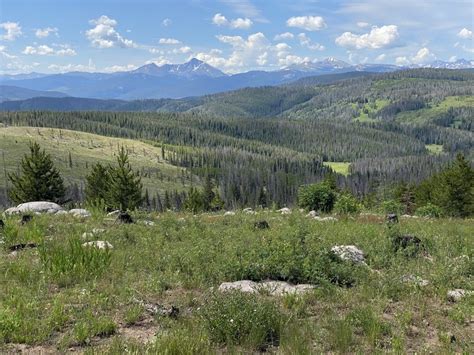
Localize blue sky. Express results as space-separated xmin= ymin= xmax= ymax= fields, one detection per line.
xmin=0 ymin=0 xmax=473 ymax=74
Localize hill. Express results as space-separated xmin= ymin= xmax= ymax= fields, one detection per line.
xmin=0 ymin=126 xmax=194 ymax=206
xmin=0 ymin=85 xmax=69 ymax=102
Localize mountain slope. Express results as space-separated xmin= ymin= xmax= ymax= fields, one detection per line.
xmin=0 ymin=85 xmax=69 ymax=102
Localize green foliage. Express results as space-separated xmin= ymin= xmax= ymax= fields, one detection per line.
xmin=334 ymin=193 xmax=361 ymax=215
xmin=199 ymin=292 xmax=284 ymax=350
xmin=381 ymin=199 xmax=404 ymax=215
xmin=39 ymin=238 xmax=112 ymax=286
xmin=415 ymin=203 xmax=444 ymax=218
xmin=183 ymin=177 xmax=223 ymax=213
xmin=85 ymin=163 xmax=111 ymax=207
xmin=106 ymin=146 xmax=143 ymax=211
xmin=8 ymin=141 xmax=65 ymax=204
xmin=298 ymin=182 xmax=336 ymax=213
xmin=73 ymin=314 xmax=116 ymax=345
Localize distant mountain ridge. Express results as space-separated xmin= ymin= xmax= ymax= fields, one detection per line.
xmin=0 ymin=58 xmax=472 ymax=100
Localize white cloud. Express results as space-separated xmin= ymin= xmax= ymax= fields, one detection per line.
xmin=0 ymin=22 xmax=22 ymax=41
xmin=35 ymin=27 xmax=58 ymax=38
xmin=86 ymin=15 xmax=136 ymax=48
xmin=457 ymin=28 xmax=473 ymax=39
xmin=0 ymin=45 xmax=17 ymax=59
xmin=177 ymin=46 xmax=192 ymax=54
xmin=274 ymin=32 xmax=294 ymax=41
xmin=335 ymin=25 xmax=399 ymax=49
xmin=411 ymin=47 xmax=435 ymax=64
xmin=357 ymin=22 xmax=370 ymax=28
xmin=162 ymin=18 xmax=172 ymax=27
xmin=297 ymin=33 xmax=325 ymax=51
xmin=103 ymin=64 xmax=138 ymax=72
xmin=48 ymin=59 xmax=96 ymax=73
xmin=395 ymin=56 xmax=410 ymax=65
xmin=23 ymin=44 xmax=76 ymax=56
xmin=375 ymin=53 xmax=386 ymax=62
xmin=278 ymin=54 xmax=310 ymax=67
xmin=286 ymin=16 xmax=326 ymax=31
xmin=159 ymin=38 xmax=181 ymax=45
xmin=146 ymin=56 xmax=171 ymax=66
xmin=212 ymin=13 xmax=253 ymax=29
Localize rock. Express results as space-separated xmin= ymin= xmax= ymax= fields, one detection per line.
xmin=314 ymin=216 xmax=338 ymax=222
xmin=21 ymin=214 xmax=33 ymax=225
xmin=81 ymin=232 xmax=93 ymax=239
xmin=224 ymin=211 xmax=236 ymax=216
xmin=392 ymin=235 xmax=423 ymax=256
xmin=117 ymin=212 xmax=134 ymax=224
xmin=55 ymin=210 xmax=68 ymax=215
xmin=107 ymin=210 xmax=121 ymax=216
xmin=69 ymin=209 xmax=91 ymax=218
xmin=242 ymin=207 xmax=256 ymax=214
xmin=331 ymin=245 xmax=366 ymax=264
xmin=141 ymin=220 xmax=155 ymax=226
xmin=401 ymin=275 xmax=429 ymax=287
xmin=92 ymin=228 xmax=105 ymax=234
xmin=8 ymin=242 xmax=37 ymax=252
xmin=447 ymin=289 xmax=472 ymax=302
xmin=254 ymin=220 xmax=270 ymax=230
xmin=386 ymin=213 xmax=399 ymax=224
xmin=218 ymin=280 xmax=315 ymax=296
xmin=82 ymin=241 xmax=113 ymax=250
xmin=401 ymin=214 xmax=419 ymax=219
xmin=278 ymin=207 xmax=291 ymax=215
xmin=306 ymin=210 xmax=318 ymax=218
xmin=4 ymin=201 xmax=64 ymax=215
xmin=143 ymin=303 xmax=179 ymax=319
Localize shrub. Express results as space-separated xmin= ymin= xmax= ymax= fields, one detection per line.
xmin=381 ymin=199 xmax=403 ymax=215
xmin=199 ymin=292 xmax=285 ymax=350
xmin=415 ymin=203 xmax=443 ymax=218
xmin=334 ymin=193 xmax=361 ymax=215
xmin=298 ymin=182 xmax=336 ymax=213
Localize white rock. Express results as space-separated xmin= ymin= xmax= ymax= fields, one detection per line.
xmin=314 ymin=216 xmax=338 ymax=222
xmin=81 ymin=232 xmax=94 ymax=239
xmin=224 ymin=211 xmax=236 ymax=216
xmin=218 ymin=280 xmax=315 ymax=296
xmin=69 ymin=209 xmax=91 ymax=218
xmin=331 ymin=245 xmax=366 ymax=264
xmin=141 ymin=220 xmax=155 ymax=226
xmin=92 ymin=228 xmax=105 ymax=234
xmin=4 ymin=201 xmax=64 ymax=215
xmin=306 ymin=210 xmax=318 ymax=218
xmin=401 ymin=275 xmax=429 ymax=287
xmin=278 ymin=207 xmax=291 ymax=215
xmin=401 ymin=214 xmax=419 ymax=219
xmin=55 ymin=210 xmax=68 ymax=215
xmin=447 ymin=289 xmax=472 ymax=302
xmin=82 ymin=241 xmax=113 ymax=250
xmin=107 ymin=210 xmax=121 ymax=216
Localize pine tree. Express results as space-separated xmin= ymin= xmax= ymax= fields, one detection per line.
xmin=107 ymin=147 xmax=143 ymax=211
xmin=202 ymin=175 xmax=216 ymax=211
xmin=85 ymin=162 xmax=111 ymax=206
xmin=8 ymin=142 xmax=65 ymax=204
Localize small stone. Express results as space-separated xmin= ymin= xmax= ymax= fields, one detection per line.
xmin=82 ymin=240 xmax=113 ymax=250
xmin=401 ymin=275 xmax=429 ymax=287
xmin=224 ymin=211 xmax=236 ymax=216
xmin=69 ymin=209 xmax=91 ymax=218
xmin=277 ymin=207 xmax=291 ymax=215
xmin=306 ymin=210 xmax=318 ymax=218
xmin=331 ymin=245 xmax=365 ymax=264
xmin=447 ymin=289 xmax=472 ymax=302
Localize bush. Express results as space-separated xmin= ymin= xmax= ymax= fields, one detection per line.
xmin=298 ymin=182 xmax=336 ymax=213
xmin=199 ymin=292 xmax=285 ymax=350
xmin=334 ymin=193 xmax=361 ymax=215
xmin=415 ymin=203 xmax=444 ymax=218
xmin=381 ymin=199 xmax=403 ymax=215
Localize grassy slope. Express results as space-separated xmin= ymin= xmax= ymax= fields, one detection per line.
xmin=323 ymin=162 xmax=351 ymax=176
xmin=0 ymin=210 xmax=472 ymax=353
xmin=0 ymin=126 xmax=191 ymax=195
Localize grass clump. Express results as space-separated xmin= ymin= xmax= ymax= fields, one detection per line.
xmin=199 ymin=291 xmax=285 ymax=350
xmin=39 ymin=238 xmax=112 ymax=286
xmin=73 ymin=314 xmax=116 ymax=346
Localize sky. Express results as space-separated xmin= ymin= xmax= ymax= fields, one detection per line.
xmin=0 ymin=0 xmax=473 ymax=74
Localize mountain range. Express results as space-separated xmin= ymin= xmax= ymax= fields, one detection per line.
xmin=0 ymin=57 xmax=473 ymax=101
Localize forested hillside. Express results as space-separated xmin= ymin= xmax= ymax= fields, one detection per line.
xmin=0 ymin=69 xmax=472 ymax=208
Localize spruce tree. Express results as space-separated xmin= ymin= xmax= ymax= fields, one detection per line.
xmin=107 ymin=147 xmax=143 ymax=211
xmin=8 ymin=142 xmax=65 ymax=204
xmin=85 ymin=162 xmax=111 ymax=206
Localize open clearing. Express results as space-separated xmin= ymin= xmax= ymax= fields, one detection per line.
xmin=0 ymin=210 xmax=472 ymax=353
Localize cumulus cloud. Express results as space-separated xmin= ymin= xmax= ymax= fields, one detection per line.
xmin=375 ymin=53 xmax=386 ymax=62
xmin=103 ymin=64 xmax=138 ymax=72
xmin=212 ymin=13 xmax=253 ymax=29
xmin=395 ymin=56 xmax=410 ymax=65
xmin=145 ymin=56 xmax=171 ymax=66
xmin=0 ymin=22 xmax=22 ymax=41
xmin=48 ymin=59 xmax=96 ymax=73
xmin=35 ymin=27 xmax=58 ymax=38
xmin=278 ymin=54 xmax=310 ymax=67
xmin=162 ymin=18 xmax=172 ymax=27
xmin=457 ymin=28 xmax=473 ymax=39
xmin=274 ymin=32 xmax=294 ymax=41
xmin=86 ymin=15 xmax=135 ymax=48
xmin=159 ymin=38 xmax=181 ymax=45
xmin=357 ymin=22 xmax=370 ymax=28
xmin=297 ymin=33 xmax=325 ymax=51
xmin=286 ymin=16 xmax=326 ymax=31
xmin=335 ymin=25 xmax=399 ymax=49
xmin=23 ymin=44 xmax=76 ymax=56
xmin=395 ymin=47 xmax=435 ymax=66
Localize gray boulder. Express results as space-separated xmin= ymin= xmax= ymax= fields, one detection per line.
xmin=69 ymin=209 xmax=91 ymax=218
xmin=4 ymin=201 xmax=64 ymax=215
xmin=447 ymin=289 xmax=472 ymax=302
xmin=331 ymin=245 xmax=365 ymax=264
xmin=218 ymin=280 xmax=315 ymax=296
